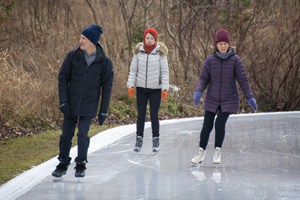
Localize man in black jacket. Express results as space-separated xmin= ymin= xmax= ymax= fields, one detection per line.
xmin=52 ymin=24 xmax=114 ymax=179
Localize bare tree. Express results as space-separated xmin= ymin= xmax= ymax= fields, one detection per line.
xmin=85 ymin=0 xmax=99 ymax=24
xmin=141 ymin=0 xmax=154 ymax=27
xmin=119 ymin=0 xmax=138 ymax=56
xmin=161 ymin=0 xmax=211 ymax=80
xmin=0 ymin=0 xmax=299 ymax=137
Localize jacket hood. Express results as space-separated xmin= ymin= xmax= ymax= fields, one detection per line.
xmin=133 ymin=42 xmax=168 ymax=56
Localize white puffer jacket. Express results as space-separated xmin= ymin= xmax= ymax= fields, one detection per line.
xmin=127 ymin=42 xmax=169 ymax=91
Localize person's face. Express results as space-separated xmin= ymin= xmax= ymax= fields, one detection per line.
xmin=144 ymin=33 xmax=156 ymax=45
xmin=216 ymin=42 xmax=229 ymax=53
xmin=79 ymin=35 xmax=95 ymax=53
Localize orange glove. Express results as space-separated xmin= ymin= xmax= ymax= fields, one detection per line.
xmin=128 ymin=87 xmax=135 ymax=97
xmin=162 ymin=90 xmax=168 ymax=102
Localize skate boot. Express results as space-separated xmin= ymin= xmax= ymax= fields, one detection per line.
xmin=152 ymin=137 xmax=160 ymax=152
xmin=75 ymin=162 xmax=86 ymax=178
xmin=191 ymin=147 xmax=206 ymax=164
xmin=52 ymin=161 xmax=70 ymax=181
xmin=133 ymin=136 xmax=143 ymax=152
xmin=213 ymin=147 xmax=221 ymax=164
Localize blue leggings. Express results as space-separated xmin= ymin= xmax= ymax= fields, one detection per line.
xmin=199 ymin=108 xmax=230 ymax=150
xmin=136 ymin=87 xmax=161 ymax=138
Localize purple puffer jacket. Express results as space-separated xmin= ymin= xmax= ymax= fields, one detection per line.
xmin=195 ymin=50 xmax=254 ymax=113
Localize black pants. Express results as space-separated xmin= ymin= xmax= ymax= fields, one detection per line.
xmin=199 ymin=107 xmax=230 ymax=150
xmin=58 ymin=115 xmax=92 ymax=163
xmin=136 ymin=87 xmax=161 ymax=138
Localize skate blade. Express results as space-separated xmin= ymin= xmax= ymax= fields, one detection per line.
xmin=190 ymin=162 xmax=200 ymax=168
xmin=53 ymin=177 xmax=63 ymax=182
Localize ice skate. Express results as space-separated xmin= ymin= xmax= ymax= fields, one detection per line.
xmin=52 ymin=162 xmax=70 ymax=182
xmin=152 ymin=137 xmax=160 ymax=153
xmin=133 ymin=136 xmax=143 ymax=152
xmin=75 ymin=162 xmax=86 ymax=180
xmin=213 ymin=147 xmax=221 ymax=164
xmin=191 ymin=147 xmax=206 ymax=164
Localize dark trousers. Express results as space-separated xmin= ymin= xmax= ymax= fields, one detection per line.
xmin=58 ymin=115 xmax=92 ymax=163
xmin=199 ymin=107 xmax=230 ymax=150
xmin=136 ymin=87 xmax=161 ymax=138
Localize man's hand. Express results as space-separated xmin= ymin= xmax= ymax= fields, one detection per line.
xmin=98 ymin=113 xmax=108 ymax=126
xmin=60 ymin=103 xmax=70 ymax=116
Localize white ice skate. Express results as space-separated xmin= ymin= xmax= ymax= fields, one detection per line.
xmin=213 ymin=147 xmax=221 ymax=164
xmin=191 ymin=147 xmax=206 ymax=164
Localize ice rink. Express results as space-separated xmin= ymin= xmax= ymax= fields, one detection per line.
xmin=1 ymin=111 xmax=300 ymax=200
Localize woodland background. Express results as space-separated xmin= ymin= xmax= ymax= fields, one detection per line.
xmin=0 ymin=0 xmax=299 ymax=139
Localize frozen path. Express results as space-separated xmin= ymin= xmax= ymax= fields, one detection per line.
xmin=0 ymin=111 xmax=300 ymax=200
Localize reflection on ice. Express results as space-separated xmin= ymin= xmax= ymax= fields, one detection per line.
xmin=6 ymin=112 xmax=300 ymax=200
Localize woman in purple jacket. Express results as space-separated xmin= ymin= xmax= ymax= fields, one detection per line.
xmin=191 ymin=28 xmax=257 ymax=164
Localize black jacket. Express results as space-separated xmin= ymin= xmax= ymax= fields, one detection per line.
xmin=58 ymin=44 xmax=114 ymax=117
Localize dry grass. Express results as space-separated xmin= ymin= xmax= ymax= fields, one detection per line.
xmin=0 ymin=124 xmax=112 ymax=185
xmin=0 ymin=49 xmax=60 ymax=129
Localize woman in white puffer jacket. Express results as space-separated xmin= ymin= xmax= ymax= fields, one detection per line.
xmin=127 ymin=27 xmax=169 ymax=153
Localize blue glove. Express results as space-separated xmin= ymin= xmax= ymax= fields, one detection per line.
xmin=246 ymin=98 xmax=257 ymax=111
xmin=193 ymin=91 xmax=202 ymax=106
xmin=98 ymin=113 xmax=108 ymax=126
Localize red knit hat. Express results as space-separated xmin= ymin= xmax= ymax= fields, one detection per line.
xmin=214 ymin=28 xmax=230 ymax=45
xmin=144 ymin=28 xmax=158 ymax=41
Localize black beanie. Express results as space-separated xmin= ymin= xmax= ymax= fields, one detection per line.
xmin=82 ymin=24 xmax=103 ymax=45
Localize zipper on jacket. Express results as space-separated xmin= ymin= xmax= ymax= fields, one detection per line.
xmin=219 ymin=60 xmax=223 ymax=104
xmin=78 ymin=62 xmax=89 ymax=113
xmin=145 ymin=54 xmax=149 ymax=88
